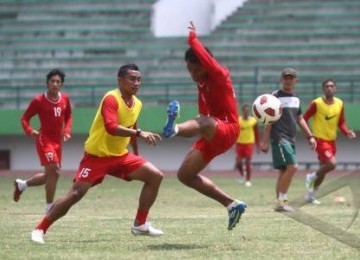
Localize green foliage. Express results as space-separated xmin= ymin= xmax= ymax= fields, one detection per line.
xmin=0 ymin=175 xmax=359 ymax=259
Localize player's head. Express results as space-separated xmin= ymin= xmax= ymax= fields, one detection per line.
xmin=280 ymin=68 xmax=297 ymax=93
xmin=117 ymin=63 xmax=141 ymax=96
xmin=46 ymin=69 xmax=65 ymax=94
xmin=322 ymin=78 xmax=336 ymax=99
xmin=242 ymin=104 xmax=251 ymax=118
xmin=185 ymin=47 xmax=212 ymax=82
xmin=46 ymin=68 xmax=65 ymax=84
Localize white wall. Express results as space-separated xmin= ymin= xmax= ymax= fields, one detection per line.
xmin=1 ymin=133 xmax=359 ymax=171
xmin=151 ymin=0 xmax=247 ymax=37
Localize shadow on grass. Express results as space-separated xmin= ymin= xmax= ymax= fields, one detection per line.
xmin=147 ymin=243 xmax=208 ymax=251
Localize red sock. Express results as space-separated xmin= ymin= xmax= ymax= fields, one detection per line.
xmin=135 ymin=210 xmax=149 ymax=225
xmin=35 ymin=216 xmax=53 ymax=234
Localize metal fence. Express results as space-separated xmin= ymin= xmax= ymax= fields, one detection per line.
xmin=0 ymin=79 xmax=359 ymax=109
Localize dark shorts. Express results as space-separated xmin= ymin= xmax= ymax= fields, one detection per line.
xmin=271 ymin=140 xmax=297 ymax=170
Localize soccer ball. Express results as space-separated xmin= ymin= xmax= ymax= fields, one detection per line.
xmin=252 ymin=94 xmax=282 ymax=125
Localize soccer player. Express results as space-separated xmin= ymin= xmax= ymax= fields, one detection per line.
xmin=235 ymin=104 xmax=260 ymax=187
xmin=260 ymin=68 xmax=316 ymax=212
xmin=303 ymin=78 xmax=356 ymax=204
xmin=30 ymin=64 xmax=164 ymax=244
xmin=14 ymin=69 xmax=72 ymax=213
xmin=162 ymin=21 xmax=247 ymax=231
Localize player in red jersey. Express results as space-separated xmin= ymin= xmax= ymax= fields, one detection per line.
xmin=162 ymin=22 xmax=246 ymax=231
xmin=13 ymin=69 xmax=72 ymax=212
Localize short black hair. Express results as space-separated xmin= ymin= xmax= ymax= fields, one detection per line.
xmin=118 ymin=63 xmax=139 ymax=78
xmin=242 ymin=104 xmax=250 ymax=110
xmin=322 ymin=78 xmax=336 ymax=88
xmin=185 ymin=47 xmax=213 ymax=64
xmin=46 ymin=68 xmax=65 ymax=84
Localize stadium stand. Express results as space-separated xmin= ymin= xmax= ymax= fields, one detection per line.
xmin=0 ymin=0 xmax=360 ymax=108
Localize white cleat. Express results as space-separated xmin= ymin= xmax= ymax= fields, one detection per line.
xmin=305 ymin=193 xmax=321 ymax=205
xmin=245 ymin=181 xmax=252 ymax=187
xmin=131 ymin=222 xmax=164 ymax=237
xmin=31 ymin=229 xmax=45 ymax=244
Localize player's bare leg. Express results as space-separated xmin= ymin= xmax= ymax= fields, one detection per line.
xmin=178 ymin=149 xmax=233 ymax=206
xmin=31 ymin=181 xmax=92 ymax=244
xmin=314 ymin=159 xmax=336 ymax=188
xmin=177 ymin=149 xmax=246 ymax=230
xmin=236 ymin=158 xmax=245 ymax=183
xmin=48 ymin=181 xmax=91 ymax=221
xmin=25 ymin=172 xmax=47 ymax=186
xmin=305 ymin=158 xmax=336 ymax=204
xmin=128 ymin=162 xmax=164 ymax=236
xmin=244 ymin=158 xmax=252 ymax=187
xmin=275 ymin=165 xmax=297 ymax=212
xmin=13 ymin=172 xmax=45 ymax=202
xmin=44 ymin=163 xmax=60 ymax=211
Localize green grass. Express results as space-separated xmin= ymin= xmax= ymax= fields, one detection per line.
xmin=1 ymin=174 xmax=359 ymax=259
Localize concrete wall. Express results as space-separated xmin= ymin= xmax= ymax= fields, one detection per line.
xmin=151 ymin=0 xmax=247 ymax=36
xmin=1 ymin=132 xmax=358 ymax=171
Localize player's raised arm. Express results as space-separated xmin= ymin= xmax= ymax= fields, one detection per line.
xmin=187 ymin=21 xmax=224 ymax=75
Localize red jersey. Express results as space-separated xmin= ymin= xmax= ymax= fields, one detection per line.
xmin=188 ymin=31 xmax=239 ymax=124
xmin=21 ymin=92 xmax=72 ymax=142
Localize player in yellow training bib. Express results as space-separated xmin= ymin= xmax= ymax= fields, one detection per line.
xmin=303 ymin=78 xmax=356 ymax=204
xmin=30 ymin=64 xmax=165 ymax=244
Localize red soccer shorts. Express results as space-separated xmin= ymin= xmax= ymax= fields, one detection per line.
xmin=236 ymin=143 xmax=254 ymax=159
xmin=193 ymin=120 xmax=239 ymax=163
xmin=36 ymin=135 xmax=61 ymax=166
xmin=74 ymin=152 xmax=147 ymax=186
xmin=315 ymin=138 xmax=336 ymax=163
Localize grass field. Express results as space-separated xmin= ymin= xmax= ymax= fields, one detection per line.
xmin=1 ymin=173 xmax=359 ymax=259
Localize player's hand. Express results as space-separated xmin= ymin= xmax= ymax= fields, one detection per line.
xmin=188 ymin=21 xmax=196 ymax=32
xmin=31 ymin=130 xmax=39 ymax=138
xmin=139 ymin=131 xmax=162 ymax=145
xmin=63 ymin=133 xmax=71 ymax=142
xmin=308 ymin=137 xmax=317 ymax=151
xmin=260 ymin=142 xmax=269 ymax=153
xmin=347 ymin=130 xmax=356 ymax=139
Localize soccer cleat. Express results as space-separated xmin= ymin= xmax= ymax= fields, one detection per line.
xmin=31 ymin=229 xmax=45 ymax=244
xmin=131 ymin=222 xmax=164 ymax=237
xmin=162 ymin=100 xmax=180 ymax=138
xmin=13 ymin=179 xmax=23 ymax=202
xmin=245 ymin=181 xmax=252 ymax=187
xmin=305 ymin=173 xmax=315 ymax=193
xmin=305 ymin=193 xmax=321 ymax=205
xmin=228 ymin=200 xmax=247 ymax=230
xmin=274 ymin=200 xmax=294 ymax=212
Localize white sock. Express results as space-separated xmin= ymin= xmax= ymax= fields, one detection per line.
xmin=174 ymin=124 xmax=179 ymax=135
xmin=45 ymin=203 xmax=53 ymax=213
xmin=226 ymin=200 xmax=240 ymax=211
xmin=17 ymin=179 xmax=27 ymax=191
xmin=278 ymin=193 xmax=287 ymax=201
xmin=309 ymin=172 xmax=318 ymax=180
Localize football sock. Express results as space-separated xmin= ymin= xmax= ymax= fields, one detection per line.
xmin=18 ymin=179 xmax=27 ymax=191
xmin=135 ymin=209 xmax=149 ymax=225
xmin=173 ymin=124 xmax=179 ymax=135
xmin=35 ymin=216 xmax=53 ymax=234
xmin=309 ymin=172 xmax=318 ymax=180
xmin=226 ymin=200 xmax=239 ymax=211
xmin=278 ymin=193 xmax=287 ymax=201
